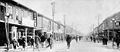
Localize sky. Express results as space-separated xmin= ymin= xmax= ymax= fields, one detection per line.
xmin=14 ymin=0 xmax=120 ymax=35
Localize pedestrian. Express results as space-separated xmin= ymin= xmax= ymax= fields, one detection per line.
xmin=75 ymin=36 xmax=78 ymax=42
xmin=21 ymin=37 xmax=26 ymax=50
xmin=46 ymin=35 xmax=53 ymax=49
xmin=79 ymin=36 xmax=81 ymax=41
xmin=12 ymin=39 xmax=17 ymax=49
xmin=93 ymin=37 xmax=96 ymax=43
xmin=66 ymin=35 xmax=72 ymax=49
xmin=30 ymin=38 xmax=34 ymax=47
xmin=40 ymin=34 xmax=46 ymax=48
xmin=115 ymin=35 xmax=120 ymax=49
xmin=112 ymin=37 xmax=116 ymax=47
xmin=90 ymin=36 xmax=92 ymax=41
xmin=35 ymin=35 xmax=39 ymax=49
xmin=18 ymin=38 xmax=21 ymax=46
xmin=102 ymin=36 xmax=108 ymax=45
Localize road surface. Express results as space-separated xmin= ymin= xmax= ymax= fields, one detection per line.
xmin=1 ymin=39 xmax=120 ymax=52
xmin=52 ymin=40 xmax=120 ymax=52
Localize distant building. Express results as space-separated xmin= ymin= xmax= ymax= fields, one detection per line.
xmin=93 ymin=12 xmax=120 ymax=40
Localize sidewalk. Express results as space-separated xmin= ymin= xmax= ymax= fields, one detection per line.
xmin=0 ymin=41 xmax=67 ymax=52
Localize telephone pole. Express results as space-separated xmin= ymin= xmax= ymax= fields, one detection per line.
xmin=5 ymin=13 xmax=10 ymax=50
xmin=64 ymin=15 xmax=66 ymax=35
xmin=51 ymin=0 xmax=55 ymax=34
xmin=97 ymin=15 xmax=100 ymax=36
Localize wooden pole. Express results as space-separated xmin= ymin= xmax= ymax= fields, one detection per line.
xmin=25 ymin=28 xmax=28 ymax=47
xmin=5 ymin=3 xmax=10 ymax=50
xmin=5 ymin=16 xmax=10 ymax=50
xmin=64 ymin=15 xmax=66 ymax=40
xmin=51 ymin=1 xmax=55 ymax=34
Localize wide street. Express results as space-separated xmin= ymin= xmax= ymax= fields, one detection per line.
xmin=52 ymin=40 xmax=120 ymax=52
xmin=4 ymin=39 xmax=120 ymax=52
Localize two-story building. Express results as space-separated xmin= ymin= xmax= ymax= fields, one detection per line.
xmin=0 ymin=0 xmax=36 ymax=47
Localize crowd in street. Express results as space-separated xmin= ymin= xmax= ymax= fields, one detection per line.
xmin=10 ymin=32 xmax=53 ymax=50
xmin=89 ymin=34 xmax=120 ymax=49
xmin=65 ymin=35 xmax=82 ymax=49
xmin=11 ymin=36 xmax=31 ymax=50
xmin=9 ymin=31 xmax=83 ymax=51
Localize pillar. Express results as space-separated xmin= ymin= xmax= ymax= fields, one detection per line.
xmin=107 ymin=30 xmax=109 ymax=40
xmin=33 ymin=28 xmax=35 ymax=48
xmin=25 ymin=28 xmax=28 ymax=47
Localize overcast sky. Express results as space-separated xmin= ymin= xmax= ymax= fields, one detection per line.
xmin=14 ymin=0 xmax=120 ymax=35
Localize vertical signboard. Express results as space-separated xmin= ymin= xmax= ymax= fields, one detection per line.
xmin=33 ymin=13 xmax=37 ymax=27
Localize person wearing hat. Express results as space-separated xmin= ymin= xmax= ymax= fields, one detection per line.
xmin=66 ymin=34 xmax=72 ymax=49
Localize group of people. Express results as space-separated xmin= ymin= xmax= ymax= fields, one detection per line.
xmin=90 ymin=34 xmax=120 ymax=49
xmin=12 ymin=36 xmax=26 ymax=50
xmin=112 ymin=35 xmax=120 ymax=49
xmin=65 ymin=35 xmax=82 ymax=49
xmin=11 ymin=32 xmax=53 ymax=50
xmin=75 ymin=36 xmax=82 ymax=42
xmin=35 ymin=32 xmax=53 ymax=49
xmin=11 ymin=33 xmax=81 ymax=50
xmin=90 ymin=35 xmax=108 ymax=45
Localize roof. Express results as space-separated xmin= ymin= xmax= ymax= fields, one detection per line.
xmin=0 ymin=0 xmax=36 ymax=12
xmin=38 ymin=14 xmax=65 ymax=27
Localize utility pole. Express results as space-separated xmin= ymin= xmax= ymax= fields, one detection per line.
xmin=97 ymin=15 xmax=100 ymax=36
xmin=92 ymin=24 xmax=94 ymax=35
xmin=5 ymin=3 xmax=10 ymax=50
xmin=51 ymin=0 xmax=55 ymax=34
xmin=64 ymin=15 xmax=66 ymax=35
xmin=71 ymin=23 xmax=74 ymax=34
xmin=112 ymin=18 xmax=115 ymax=46
xmin=5 ymin=13 xmax=10 ymax=50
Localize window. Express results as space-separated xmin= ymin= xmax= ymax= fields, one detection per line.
xmin=0 ymin=5 xmax=5 ymax=21
xmin=0 ymin=5 xmax=4 ymax=13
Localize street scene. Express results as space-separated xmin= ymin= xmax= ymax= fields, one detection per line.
xmin=1 ymin=0 xmax=120 ymax=52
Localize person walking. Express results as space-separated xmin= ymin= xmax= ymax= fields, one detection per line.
xmin=79 ymin=36 xmax=81 ymax=41
xmin=12 ymin=39 xmax=17 ymax=49
xmin=90 ymin=36 xmax=93 ymax=41
xmin=46 ymin=35 xmax=53 ymax=49
xmin=21 ymin=37 xmax=25 ymax=50
xmin=30 ymin=38 xmax=34 ymax=47
xmin=102 ymin=36 xmax=108 ymax=45
xmin=75 ymin=36 xmax=78 ymax=42
xmin=66 ymin=35 xmax=72 ymax=49
xmin=40 ymin=34 xmax=46 ymax=48
xmin=115 ymin=35 xmax=120 ymax=49
xmin=93 ymin=37 xmax=96 ymax=43
xmin=112 ymin=37 xmax=116 ymax=47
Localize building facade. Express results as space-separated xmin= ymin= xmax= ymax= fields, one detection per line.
xmin=92 ymin=12 xmax=120 ymax=40
xmin=0 ymin=0 xmax=36 ymax=47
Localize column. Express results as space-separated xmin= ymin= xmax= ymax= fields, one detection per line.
xmin=107 ymin=30 xmax=109 ymax=40
xmin=33 ymin=28 xmax=35 ymax=48
xmin=41 ymin=16 xmax=43 ymax=29
xmin=25 ymin=28 xmax=28 ymax=47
